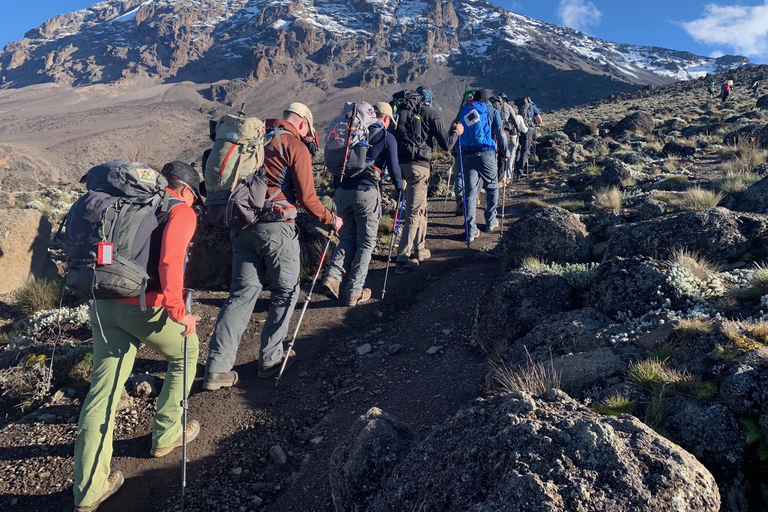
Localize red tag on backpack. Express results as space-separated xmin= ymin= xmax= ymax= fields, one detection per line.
xmin=97 ymin=242 xmax=113 ymax=265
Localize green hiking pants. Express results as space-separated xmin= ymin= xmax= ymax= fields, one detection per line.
xmin=73 ymin=300 xmax=199 ymax=507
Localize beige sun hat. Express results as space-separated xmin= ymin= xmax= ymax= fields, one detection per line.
xmin=373 ymin=101 xmax=397 ymax=128
xmin=284 ymin=102 xmax=315 ymax=137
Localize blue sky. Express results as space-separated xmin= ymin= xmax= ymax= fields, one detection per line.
xmin=2 ymin=0 xmax=768 ymax=64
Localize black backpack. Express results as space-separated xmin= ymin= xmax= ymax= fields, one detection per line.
xmin=514 ymin=97 xmax=534 ymax=127
xmin=64 ymin=161 xmax=182 ymax=308
xmin=391 ymin=90 xmax=431 ymax=162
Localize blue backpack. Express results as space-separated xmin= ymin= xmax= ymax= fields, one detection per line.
xmin=459 ymin=101 xmax=496 ymax=153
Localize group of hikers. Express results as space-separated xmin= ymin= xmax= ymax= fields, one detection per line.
xmin=64 ymin=85 xmax=543 ymax=511
xmin=710 ymin=78 xmax=761 ymax=102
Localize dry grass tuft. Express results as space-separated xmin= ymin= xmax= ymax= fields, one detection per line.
xmin=558 ymin=200 xmax=586 ymax=212
xmin=674 ymin=318 xmax=714 ymax=342
xmin=656 ymin=175 xmax=688 ymax=191
xmin=716 ymin=169 xmax=761 ymax=193
xmin=592 ymin=395 xmax=636 ymax=416
xmin=14 ymin=278 xmax=62 ymax=316
xmin=678 ymin=187 xmax=723 ymax=211
xmin=594 ymin=187 xmax=622 ymax=212
xmin=491 ymin=351 xmax=561 ymax=396
xmin=662 ymin=157 xmax=680 ymax=173
xmin=669 ymin=248 xmax=720 ymax=280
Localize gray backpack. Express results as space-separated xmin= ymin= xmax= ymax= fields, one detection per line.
xmin=64 ymin=160 xmax=181 ymax=308
xmin=323 ymin=102 xmax=380 ymax=180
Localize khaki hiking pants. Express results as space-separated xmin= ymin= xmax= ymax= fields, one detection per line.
xmin=397 ymin=162 xmax=431 ymax=260
xmin=74 ymin=300 xmax=198 ymax=507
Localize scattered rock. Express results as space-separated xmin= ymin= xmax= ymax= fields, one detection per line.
xmin=603 ymin=207 xmax=768 ymax=263
xmin=504 ymin=206 xmax=592 ymax=267
xmin=115 ymin=388 xmax=133 ymax=412
xmin=425 ymin=346 xmax=440 ymax=356
xmin=387 ymin=344 xmax=401 ymax=355
xmin=662 ymin=140 xmax=696 ymax=157
xmin=330 ymin=407 xmax=416 ymax=512
xmin=269 ymin=445 xmax=287 ymax=466
xmin=610 ymin=110 xmax=655 ymax=138
xmin=592 ymin=157 xmax=633 ymax=189
xmin=368 ymin=390 xmax=720 ymax=512
xmin=589 ymin=256 xmax=681 ymax=317
xmin=356 ymin=344 xmax=372 ymax=356
xmin=0 ymin=208 xmax=53 ymax=295
xmin=476 ymin=268 xmax=575 ymax=356
xmin=731 ymin=175 xmax=768 ymax=214
xmin=663 ymin=396 xmax=749 ymax=512
xmin=563 ymin=117 xmax=598 ymax=141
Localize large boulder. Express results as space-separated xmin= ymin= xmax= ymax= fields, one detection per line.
xmin=329 ymin=407 xmax=416 ymax=512
xmin=0 ymin=208 xmax=53 ymax=294
xmin=662 ymin=140 xmax=696 ymax=158
xmin=663 ymin=396 xmax=749 ymax=512
xmin=592 ymin=157 xmax=633 ymax=189
xmin=368 ymin=390 xmax=721 ymax=512
xmin=603 ymin=207 xmax=768 ymax=263
xmin=563 ymin=117 xmax=598 ymax=141
xmin=553 ymin=347 xmax=627 ymax=396
xmin=589 ymin=256 xmax=682 ymax=318
xmin=504 ymin=307 xmax=611 ymax=363
xmin=476 ymin=269 xmax=575 ymax=356
xmin=731 ymin=175 xmax=768 ymax=213
xmin=757 ymin=123 xmax=768 ymax=150
xmin=504 ymin=206 xmax=592 ymax=267
xmin=610 ymin=111 xmax=655 ymax=138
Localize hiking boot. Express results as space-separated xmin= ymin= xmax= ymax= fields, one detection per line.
xmin=469 ymin=232 xmax=478 ymax=244
xmin=487 ymin=222 xmax=499 ymax=232
xmin=415 ymin=249 xmax=431 ymax=262
xmin=346 ymin=288 xmax=372 ymax=306
xmin=151 ymin=420 xmax=200 ymax=458
xmin=454 ymin=204 xmax=463 ymax=217
xmin=395 ymin=257 xmax=419 ymax=274
xmin=74 ymin=471 xmax=124 ymax=512
xmin=258 ymin=349 xmax=296 ymax=378
xmin=321 ymin=275 xmax=340 ymax=300
xmin=203 ymin=371 xmax=239 ymax=391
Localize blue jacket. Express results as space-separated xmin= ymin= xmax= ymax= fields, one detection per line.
xmin=335 ymin=122 xmax=404 ymax=190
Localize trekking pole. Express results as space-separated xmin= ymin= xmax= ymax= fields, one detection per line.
xmin=442 ymin=164 xmax=453 ymax=212
xmin=181 ymin=289 xmax=194 ymax=512
xmin=382 ymin=191 xmax=406 ymax=299
xmin=275 ymin=230 xmax=334 ymax=388
xmin=500 ymin=165 xmax=507 ymax=239
xmin=457 ymin=137 xmax=471 ymax=249
xmin=339 ymin=103 xmax=359 ymax=183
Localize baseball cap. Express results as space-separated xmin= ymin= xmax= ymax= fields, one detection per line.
xmin=284 ymin=102 xmax=316 ymax=137
xmin=373 ymin=101 xmax=397 ymax=128
xmin=161 ymin=161 xmax=203 ymax=204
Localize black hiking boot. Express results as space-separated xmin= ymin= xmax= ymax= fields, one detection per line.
xmin=259 ymin=349 xmax=296 ymax=378
xmin=395 ymin=257 xmax=419 ymax=274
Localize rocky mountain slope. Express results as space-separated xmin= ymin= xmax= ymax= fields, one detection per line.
xmin=1 ymin=0 xmax=749 ymax=107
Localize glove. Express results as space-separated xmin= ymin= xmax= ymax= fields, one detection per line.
xmin=179 ymin=314 xmax=196 ymax=337
xmin=332 ymin=215 xmax=344 ymax=232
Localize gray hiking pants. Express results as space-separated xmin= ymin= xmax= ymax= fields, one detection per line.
xmin=206 ymin=221 xmax=300 ymax=373
xmin=326 ymin=187 xmax=381 ymax=297
xmin=506 ymin=134 xmax=519 ymax=180
xmin=463 ymin=149 xmax=498 ymax=236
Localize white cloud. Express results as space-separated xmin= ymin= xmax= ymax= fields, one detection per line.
xmin=557 ymin=0 xmax=602 ymax=33
xmin=681 ymin=2 xmax=768 ymax=59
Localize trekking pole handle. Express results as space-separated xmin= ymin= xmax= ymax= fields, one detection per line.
xmin=184 ymin=289 xmax=194 ymax=316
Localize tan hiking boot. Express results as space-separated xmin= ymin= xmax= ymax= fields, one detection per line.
xmin=322 ymin=275 xmax=341 ymax=300
xmin=74 ymin=471 xmax=124 ymax=512
xmin=151 ymin=420 xmax=200 ymax=458
xmin=259 ymin=349 xmax=296 ymax=378
xmin=203 ymin=371 xmax=239 ymax=391
xmin=346 ymin=288 xmax=372 ymax=306
xmin=415 ymin=249 xmax=431 ymax=262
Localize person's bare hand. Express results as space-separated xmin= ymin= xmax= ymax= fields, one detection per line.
xmin=180 ymin=314 xmax=196 ymax=337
